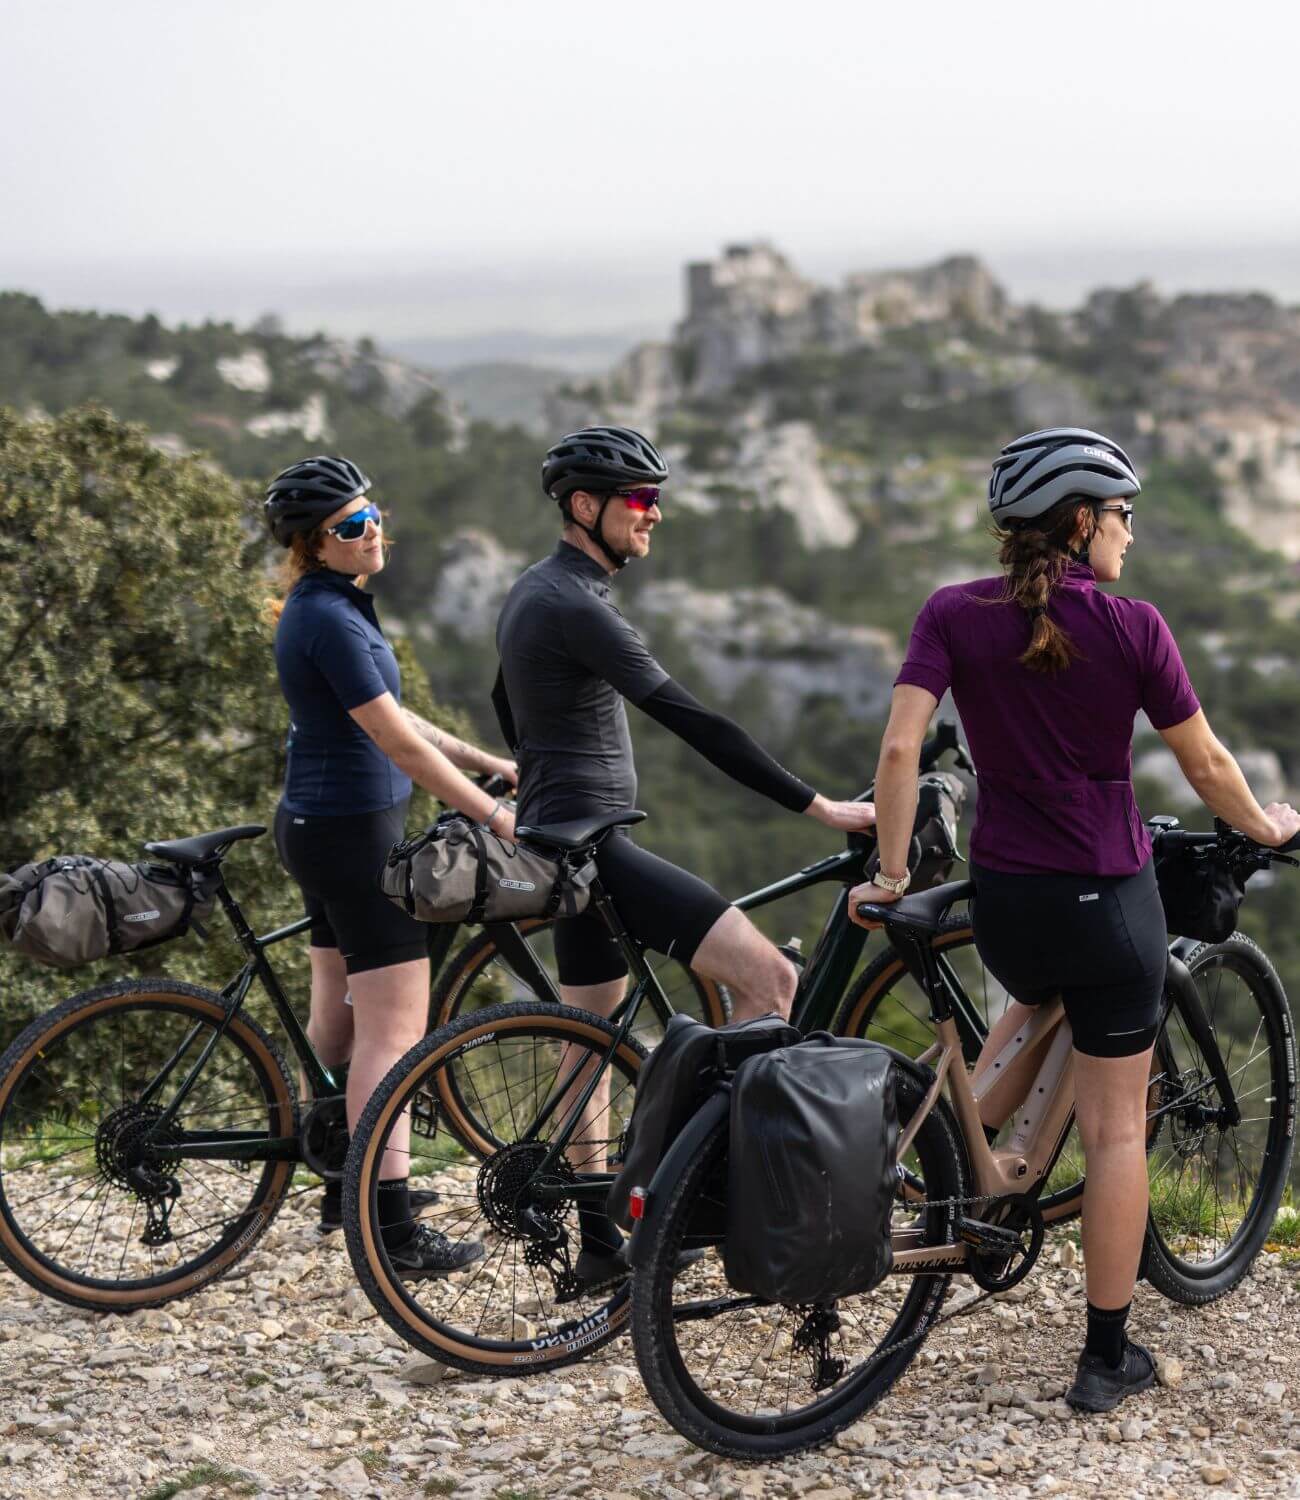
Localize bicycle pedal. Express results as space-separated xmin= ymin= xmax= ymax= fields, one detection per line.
xmin=956 ymin=1216 xmax=1022 ymax=1252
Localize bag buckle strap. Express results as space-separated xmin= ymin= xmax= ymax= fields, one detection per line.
xmin=465 ymin=824 xmax=492 ymax=926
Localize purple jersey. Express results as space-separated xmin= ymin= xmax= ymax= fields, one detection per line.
xmin=895 ymin=563 xmax=1200 ymax=876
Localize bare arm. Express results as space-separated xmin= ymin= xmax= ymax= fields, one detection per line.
xmin=402 ymin=707 xmax=517 ymax=786
xmin=351 ymin=693 xmax=515 ymax=838
xmin=1159 ymin=710 xmax=1298 ymax=846
xmin=848 ymin=685 xmax=939 ymax=924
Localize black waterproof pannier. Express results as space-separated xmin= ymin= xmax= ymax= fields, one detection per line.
xmin=724 ymin=1034 xmax=899 ymax=1305
xmin=606 ymin=1011 xmax=798 ymax=1232
xmin=1155 ymin=843 xmax=1246 ymax=943
xmin=0 ymin=856 xmax=219 ymax=970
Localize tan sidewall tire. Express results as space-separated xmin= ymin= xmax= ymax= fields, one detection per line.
xmin=0 ymin=982 xmax=296 ymax=1309
xmin=353 ymin=1007 xmax=643 ymax=1368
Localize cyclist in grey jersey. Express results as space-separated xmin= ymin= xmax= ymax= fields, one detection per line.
xmin=494 ymin=425 xmax=876 ymax=1008
xmin=494 ymin=426 xmax=876 ymax=1293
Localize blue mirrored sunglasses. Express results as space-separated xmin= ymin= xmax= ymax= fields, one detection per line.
xmin=325 ymin=502 xmax=383 ymax=541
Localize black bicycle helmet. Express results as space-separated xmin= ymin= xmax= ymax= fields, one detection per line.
xmin=541 ymin=426 xmax=669 ymax=501
xmin=264 ymin=455 xmax=371 ymax=546
xmin=541 ymin=426 xmax=668 ymax=570
xmin=989 ymin=427 xmax=1140 ymax=524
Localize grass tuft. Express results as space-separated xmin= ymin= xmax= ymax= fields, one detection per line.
xmin=1267 ymin=1204 xmax=1300 ymax=1249
xmin=140 ymin=1463 xmax=247 ymax=1500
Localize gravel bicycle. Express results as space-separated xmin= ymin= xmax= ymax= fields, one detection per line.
xmin=0 ymin=785 xmax=715 ymax=1311
xmin=340 ymin=725 xmax=975 ymax=1375
xmin=628 ymin=820 xmax=1300 ymax=1458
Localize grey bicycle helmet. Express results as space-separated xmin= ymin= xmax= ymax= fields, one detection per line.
xmin=541 ymin=426 xmax=669 ymax=501
xmin=265 ymin=455 xmax=371 ymax=546
xmin=989 ymin=427 xmax=1140 ymax=524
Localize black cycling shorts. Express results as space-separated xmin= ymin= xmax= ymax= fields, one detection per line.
xmin=970 ymin=857 xmax=1168 ymax=1058
xmin=551 ymin=835 xmax=731 ymax=988
xmin=274 ymin=800 xmax=428 ymax=976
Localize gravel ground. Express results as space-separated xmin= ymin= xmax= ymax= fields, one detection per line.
xmin=2 ymin=1186 xmax=1299 ymax=1500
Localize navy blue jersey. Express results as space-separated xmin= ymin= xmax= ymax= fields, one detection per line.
xmin=274 ymin=569 xmax=411 ymax=816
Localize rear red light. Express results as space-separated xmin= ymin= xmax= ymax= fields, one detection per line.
xmin=629 ymin=1187 xmax=648 ymax=1221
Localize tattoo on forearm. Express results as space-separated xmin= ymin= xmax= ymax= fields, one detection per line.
xmin=404 ymin=709 xmax=495 ymax=773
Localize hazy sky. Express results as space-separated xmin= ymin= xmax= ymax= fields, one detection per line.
xmin=5 ymin=0 xmax=1300 ymax=339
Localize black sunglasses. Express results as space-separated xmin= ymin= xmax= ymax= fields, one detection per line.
xmin=1098 ymin=503 xmax=1134 ymax=532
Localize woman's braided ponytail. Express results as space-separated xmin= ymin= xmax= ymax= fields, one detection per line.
xmin=991 ymin=499 xmax=1096 ymax=675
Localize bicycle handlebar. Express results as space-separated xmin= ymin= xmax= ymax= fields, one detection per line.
xmin=1148 ymin=817 xmax=1300 ymax=866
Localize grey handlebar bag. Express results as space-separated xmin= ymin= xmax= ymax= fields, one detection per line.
xmin=381 ymin=814 xmax=597 ymax=925
xmin=0 ymin=856 xmax=218 ymax=970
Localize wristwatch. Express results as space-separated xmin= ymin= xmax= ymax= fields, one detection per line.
xmin=874 ymin=868 xmax=912 ymax=897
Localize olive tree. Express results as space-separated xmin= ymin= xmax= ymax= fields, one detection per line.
xmin=0 ymin=406 xmax=452 ymax=1049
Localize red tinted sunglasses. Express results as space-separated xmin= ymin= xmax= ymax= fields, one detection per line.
xmin=614 ymin=486 xmax=662 ymax=512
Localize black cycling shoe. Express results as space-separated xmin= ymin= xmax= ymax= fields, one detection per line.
xmin=387 ymin=1223 xmax=485 ymax=1280
xmin=555 ymin=1242 xmax=706 ymax=1304
xmin=317 ymin=1186 xmax=439 ymax=1235
xmin=1065 ymin=1338 xmax=1156 ymax=1413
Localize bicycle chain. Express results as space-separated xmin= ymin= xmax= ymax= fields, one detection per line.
xmin=848 ymin=1187 xmax=1040 ymax=1378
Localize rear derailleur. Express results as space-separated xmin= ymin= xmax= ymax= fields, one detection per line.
xmin=793 ymin=1304 xmax=845 ymax=1391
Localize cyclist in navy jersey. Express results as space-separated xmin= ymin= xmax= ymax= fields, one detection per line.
xmin=265 ymin=456 xmax=515 ymax=1276
xmin=494 ymin=426 xmax=876 ymax=1291
xmin=850 ymin=428 xmax=1300 ymax=1413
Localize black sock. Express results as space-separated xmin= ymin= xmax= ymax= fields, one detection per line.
xmin=322 ymin=1178 xmax=342 ymax=1211
xmin=378 ymin=1178 xmax=415 ymax=1248
xmin=578 ymin=1205 xmax=624 ymax=1256
xmin=1085 ymin=1300 xmax=1130 ymax=1369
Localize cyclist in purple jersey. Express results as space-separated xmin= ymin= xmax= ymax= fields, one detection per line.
xmin=850 ymin=427 xmax=1299 ymax=1413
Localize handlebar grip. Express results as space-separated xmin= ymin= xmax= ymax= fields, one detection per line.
xmin=1278 ymin=831 xmax=1300 ymax=855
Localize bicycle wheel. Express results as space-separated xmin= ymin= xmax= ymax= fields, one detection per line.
xmin=1143 ymin=933 xmax=1295 ymax=1304
xmin=344 ymin=1001 xmax=645 ymax=1373
xmin=432 ymin=918 xmax=727 ymax=1049
xmin=630 ymin=1068 xmax=966 ymax=1459
xmin=0 ymin=979 xmax=297 ymax=1310
xmin=834 ymin=917 xmax=1089 ymax=1219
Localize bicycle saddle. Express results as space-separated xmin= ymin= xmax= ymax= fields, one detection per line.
xmin=142 ymin=824 xmax=267 ymax=867
xmin=515 ymin=809 xmax=646 ymax=852
xmin=856 ymin=877 xmax=974 ymax=935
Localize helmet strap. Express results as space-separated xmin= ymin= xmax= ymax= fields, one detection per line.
xmin=564 ymin=492 xmax=629 ymax=571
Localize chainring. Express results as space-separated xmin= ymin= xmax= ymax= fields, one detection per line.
xmin=968 ymin=1192 xmax=1044 ymax=1292
xmin=300 ymin=1095 xmax=350 ymax=1178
